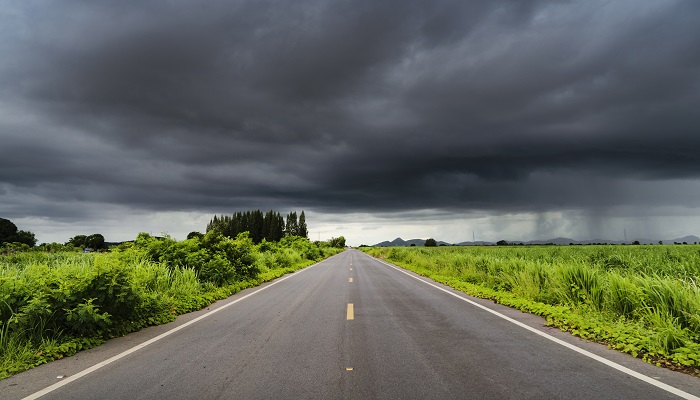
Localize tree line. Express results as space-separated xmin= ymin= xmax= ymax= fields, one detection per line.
xmin=3 ymin=210 xmax=316 ymax=252
xmin=0 ymin=218 xmax=37 ymax=247
xmin=66 ymin=234 xmax=106 ymax=250
xmin=206 ymin=210 xmax=308 ymax=244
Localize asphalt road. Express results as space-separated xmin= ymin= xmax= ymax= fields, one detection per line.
xmin=2 ymin=249 xmax=699 ymax=399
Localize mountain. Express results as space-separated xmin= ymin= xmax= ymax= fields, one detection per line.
xmin=372 ymin=237 xmax=452 ymax=247
xmin=661 ymin=235 xmax=700 ymax=244
xmin=373 ymin=235 xmax=700 ymax=247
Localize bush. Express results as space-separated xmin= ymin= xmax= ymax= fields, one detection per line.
xmin=130 ymin=231 xmax=258 ymax=285
xmin=0 ymin=231 xmax=344 ymax=379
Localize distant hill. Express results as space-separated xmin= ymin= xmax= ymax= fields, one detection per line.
xmin=659 ymin=235 xmax=700 ymax=245
xmin=372 ymin=235 xmax=699 ymax=247
xmin=373 ymin=237 xmax=452 ymax=247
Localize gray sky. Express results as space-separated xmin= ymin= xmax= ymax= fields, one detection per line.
xmin=1 ymin=0 xmax=699 ymax=246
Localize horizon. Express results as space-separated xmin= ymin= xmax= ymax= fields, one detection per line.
xmin=370 ymin=234 xmax=700 ymax=246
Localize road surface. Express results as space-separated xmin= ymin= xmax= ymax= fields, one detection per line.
xmin=2 ymin=249 xmax=699 ymax=399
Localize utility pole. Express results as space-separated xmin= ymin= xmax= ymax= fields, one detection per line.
xmin=473 ymin=230 xmax=475 ymax=243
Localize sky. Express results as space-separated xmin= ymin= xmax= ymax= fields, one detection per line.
xmin=1 ymin=0 xmax=700 ymax=246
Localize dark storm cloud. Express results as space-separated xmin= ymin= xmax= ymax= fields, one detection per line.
xmin=2 ymin=0 xmax=700 ymax=222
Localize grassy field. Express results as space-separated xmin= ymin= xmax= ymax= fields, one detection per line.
xmin=361 ymin=245 xmax=700 ymax=375
xmin=0 ymin=233 xmax=342 ymax=379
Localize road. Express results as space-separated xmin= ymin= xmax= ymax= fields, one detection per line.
xmin=2 ymin=249 xmax=699 ymax=399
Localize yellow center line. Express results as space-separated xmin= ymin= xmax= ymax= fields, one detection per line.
xmin=349 ymin=278 xmax=353 ymax=283
xmin=347 ymin=303 xmax=354 ymax=320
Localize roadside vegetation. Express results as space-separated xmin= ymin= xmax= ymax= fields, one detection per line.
xmin=0 ymin=211 xmax=345 ymax=379
xmin=361 ymin=245 xmax=700 ymax=375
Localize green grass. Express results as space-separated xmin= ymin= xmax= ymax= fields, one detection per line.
xmin=361 ymin=245 xmax=700 ymax=374
xmin=0 ymin=236 xmax=342 ymax=379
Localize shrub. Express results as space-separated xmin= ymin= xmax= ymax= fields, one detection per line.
xmin=0 ymin=234 xmax=342 ymax=378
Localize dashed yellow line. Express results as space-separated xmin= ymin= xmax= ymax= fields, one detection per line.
xmin=347 ymin=303 xmax=354 ymax=320
xmin=349 ymin=278 xmax=353 ymax=283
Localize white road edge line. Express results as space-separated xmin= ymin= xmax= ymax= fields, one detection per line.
xmin=365 ymin=253 xmax=700 ymax=400
xmin=23 ymin=253 xmax=341 ymax=400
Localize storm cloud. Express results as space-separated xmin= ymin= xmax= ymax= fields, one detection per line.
xmin=1 ymin=0 xmax=699 ymax=243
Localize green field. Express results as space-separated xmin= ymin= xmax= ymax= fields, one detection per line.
xmin=0 ymin=232 xmax=342 ymax=379
xmin=361 ymin=245 xmax=700 ymax=374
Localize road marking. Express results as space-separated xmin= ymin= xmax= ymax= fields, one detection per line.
xmin=346 ymin=367 xmax=353 ymax=371
xmin=350 ymin=268 xmax=352 ymax=271
xmin=22 ymin=254 xmax=342 ymax=400
xmin=366 ymin=253 xmax=700 ymax=400
xmin=349 ymin=278 xmax=353 ymax=283
xmin=347 ymin=303 xmax=354 ymax=320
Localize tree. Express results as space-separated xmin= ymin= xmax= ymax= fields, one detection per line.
xmin=187 ymin=231 xmax=204 ymax=240
xmin=285 ymin=211 xmax=298 ymax=237
xmin=251 ymin=210 xmax=264 ymax=243
xmin=67 ymin=235 xmax=88 ymax=248
xmin=0 ymin=218 xmax=37 ymax=246
xmin=67 ymin=234 xmax=105 ymax=250
xmin=273 ymin=212 xmax=284 ymax=241
xmin=263 ymin=210 xmax=274 ymax=242
xmin=329 ymin=236 xmax=346 ymax=248
xmin=85 ymin=234 xmax=106 ymax=250
xmin=298 ymin=211 xmax=308 ymax=239
xmin=0 ymin=218 xmax=18 ymax=243
xmin=424 ymin=238 xmax=438 ymax=247
xmin=15 ymin=230 xmax=37 ymax=247
xmin=207 ymin=215 xmax=219 ymax=232
xmin=263 ymin=211 xmax=284 ymax=242
xmin=207 ymin=210 xmax=308 ymax=244
xmin=496 ymin=240 xmax=509 ymax=246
